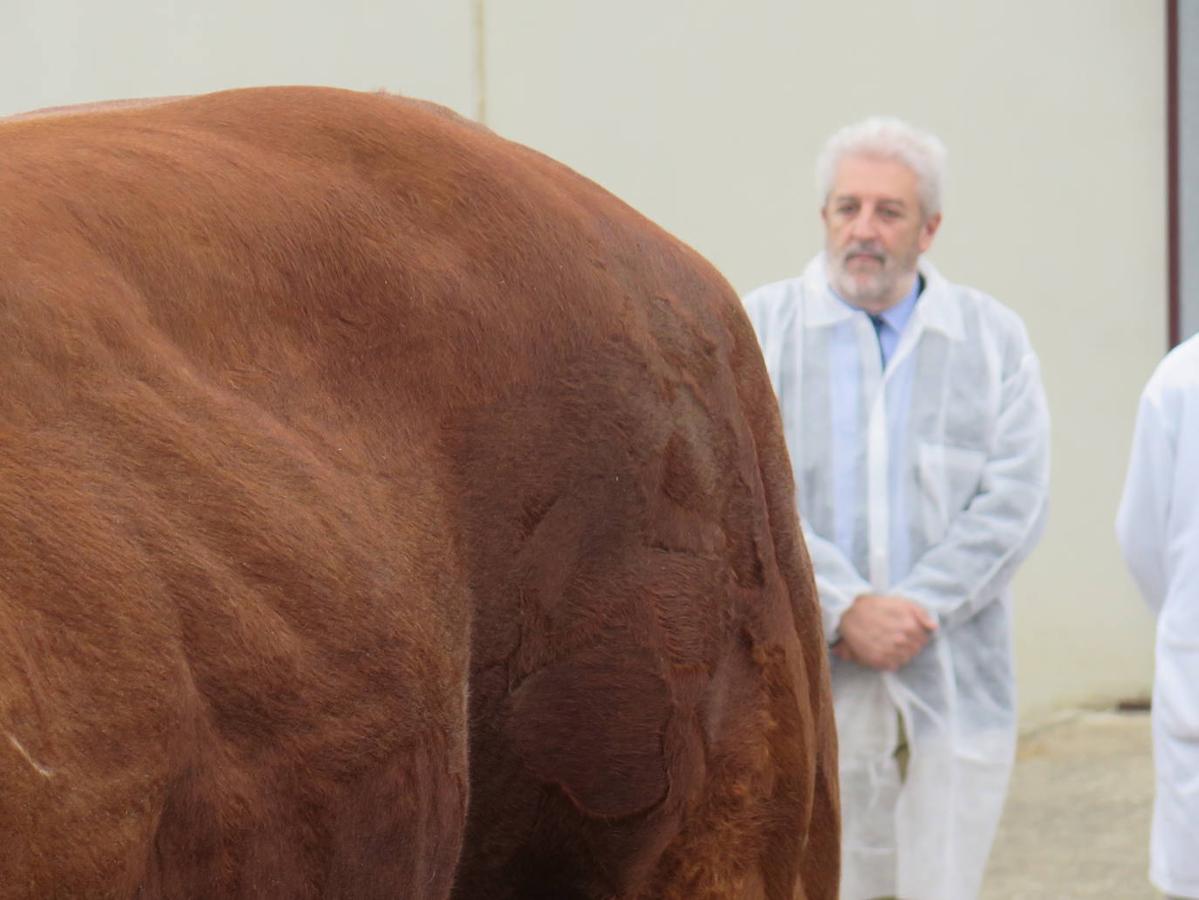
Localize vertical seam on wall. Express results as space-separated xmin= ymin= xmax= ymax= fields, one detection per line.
xmin=472 ymin=0 xmax=488 ymax=125
xmin=1168 ymin=0 xmax=1180 ymax=348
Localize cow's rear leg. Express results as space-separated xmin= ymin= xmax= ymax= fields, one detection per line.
xmin=632 ymin=639 xmax=834 ymax=900
xmin=325 ymin=733 xmax=469 ymax=899
xmin=140 ymin=724 xmax=468 ymax=899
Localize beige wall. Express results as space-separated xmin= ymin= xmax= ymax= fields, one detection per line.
xmin=0 ymin=1 xmax=476 ymax=117
xmin=2 ymin=1 xmax=1167 ymax=722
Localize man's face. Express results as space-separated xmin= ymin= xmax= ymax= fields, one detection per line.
xmin=821 ymin=154 xmax=941 ymax=312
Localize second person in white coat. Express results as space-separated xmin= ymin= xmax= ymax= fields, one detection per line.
xmin=1117 ymin=333 xmax=1199 ymax=900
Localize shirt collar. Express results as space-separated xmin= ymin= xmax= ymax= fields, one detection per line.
xmin=828 ymin=274 xmax=921 ymax=335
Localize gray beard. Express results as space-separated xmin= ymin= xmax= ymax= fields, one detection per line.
xmin=826 ymin=254 xmax=919 ymax=311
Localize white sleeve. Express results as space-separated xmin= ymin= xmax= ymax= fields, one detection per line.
xmin=802 ymin=524 xmax=874 ymax=644
xmin=743 ymin=284 xmax=871 ymax=643
xmin=894 ymin=348 xmax=1051 ymax=629
xmin=1116 ymin=387 xmax=1173 ymax=613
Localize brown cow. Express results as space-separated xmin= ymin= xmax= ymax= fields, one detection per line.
xmin=0 ymin=87 xmax=838 ymax=899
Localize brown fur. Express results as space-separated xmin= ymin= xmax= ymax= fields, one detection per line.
xmin=0 ymin=87 xmax=838 ymax=899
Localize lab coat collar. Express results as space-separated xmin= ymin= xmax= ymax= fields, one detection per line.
xmin=801 ymin=254 xmax=966 ymax=341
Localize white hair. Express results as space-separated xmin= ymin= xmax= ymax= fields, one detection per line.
xmin=815 ymin=116 xmax=947 ymax=217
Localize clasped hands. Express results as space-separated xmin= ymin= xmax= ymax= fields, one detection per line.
xmin=831 ymin=593 xmax=938 ymax=671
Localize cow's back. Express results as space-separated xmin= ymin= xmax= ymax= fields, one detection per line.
xmin=0 ymin=88 xmax=837 ymax=899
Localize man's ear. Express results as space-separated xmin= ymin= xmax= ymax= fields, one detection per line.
xmin=918 ymin=212 xmax=942 ymax=253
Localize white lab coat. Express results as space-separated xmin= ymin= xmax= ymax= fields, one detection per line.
xmin=1116 ymin=334 xmax=1199 ymax=900
xmin=744 ymin=256 xmax=1050 ymax=900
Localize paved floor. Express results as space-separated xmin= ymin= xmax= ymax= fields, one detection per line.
xmin=982 ymin=709 xmax=1159 ymax=899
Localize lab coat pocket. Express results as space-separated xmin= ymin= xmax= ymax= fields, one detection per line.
xmin=918 ymin=442 xmax=987 ymax=544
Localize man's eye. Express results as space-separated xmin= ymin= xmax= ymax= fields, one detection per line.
xmin=880 ymin=209 xmax=901 ymax=219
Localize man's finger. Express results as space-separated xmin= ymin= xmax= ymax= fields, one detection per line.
xmin=914 ymin=606 xmax=939 ymax=631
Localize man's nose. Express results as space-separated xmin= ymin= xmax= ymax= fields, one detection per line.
xmin=848 ymin=210 xmax=879 ymax=241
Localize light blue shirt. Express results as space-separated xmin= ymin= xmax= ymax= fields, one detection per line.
xmin=834 ymin=276 xmax=922 ymax=369
xmin=828 ymin=274 xmax=922 ymax=586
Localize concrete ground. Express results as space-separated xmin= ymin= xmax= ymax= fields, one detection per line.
xmin=982 ymin=709 xmax=1159 ymax=899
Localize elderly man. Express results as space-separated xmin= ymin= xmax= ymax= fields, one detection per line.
xmin=1117 ymin=333 xmax=1199 ymax=900
xmin=743 ymin=117 xmax=1051 ymax=900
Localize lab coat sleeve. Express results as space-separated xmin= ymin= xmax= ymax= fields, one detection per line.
xmin=894 ymin=348 xmax=1051 ymax=629
xmin=743 ymin=284 xmax=872 ymax=643
xmin=802 ymin=523 xmax=875 ymax=644
xmin=1115 ymin=388 xmax=1173 ymax=613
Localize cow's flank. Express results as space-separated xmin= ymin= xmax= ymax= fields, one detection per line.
xmin=0 ymin=87 xmax=837 ymax=899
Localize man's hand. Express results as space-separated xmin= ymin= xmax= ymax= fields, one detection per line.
xmin=832 ymin=594 xmax=938 ymax=671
